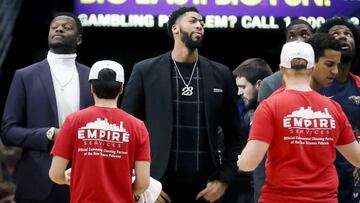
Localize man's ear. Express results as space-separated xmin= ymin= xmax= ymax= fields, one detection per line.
xmin=77 ymin=34 xmax=83 ymax=46
xmin=172 ymin=24 xmax=179 ymax=35
xmin=119 ymin=83 xmax=124 ymax=95
xmin=255 ymin=79 xmax=262 ymax=90
xmin=280 ymin=66 xmax=285 ymax=75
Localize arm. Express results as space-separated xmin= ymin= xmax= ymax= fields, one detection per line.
xmin=218 ymin=67 xmax=246 ymax=183
xmin=237 ymin=140 xmax=269 ymax=172
xmin=133 ymin=122 xmax=151 ymax=198
xmin=196 ymin=180 xmax=228 ymax=202
xmin=196 ymin=66 xmax=244 ymax=202
xmin=49 ymin=156 xmax=70 ymax=185
xmin=1 ymin=71 xmax=50 ymax=151
xmin=337 ymin=141 xmax=360 ymax=168
xmin=49 ymin=117 xmax=75 ymax=185
xmin=133 ymin=161 xmax=150 ymax=196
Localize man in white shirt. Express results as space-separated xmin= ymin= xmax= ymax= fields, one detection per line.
xmin=1 ymin=12 xmax=93 ymax=203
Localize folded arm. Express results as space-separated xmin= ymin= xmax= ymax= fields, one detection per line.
xmin=1 ymin=71 xmax=51 ymax=151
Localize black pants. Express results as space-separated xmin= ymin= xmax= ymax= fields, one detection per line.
xmin=162 ymin=176 xmax=214 ymax=203
xmin=220 ymin=172 xmax=254 ymax=203
xmin=16 ymin=184 xmax=69 ymax=203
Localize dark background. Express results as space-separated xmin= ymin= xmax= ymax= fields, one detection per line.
xmin=0 ymin=0 xmax=286 ymax=116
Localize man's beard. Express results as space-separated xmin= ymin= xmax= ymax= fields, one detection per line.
xmin=180 ymin=29 xmax=203 ymax=49
xmin=49 ymin=42 xmax=69 ymax=54
xmin=244 ymin=97 xmax=257 ymax=111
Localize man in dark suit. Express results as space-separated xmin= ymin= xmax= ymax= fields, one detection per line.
xmin=1 ymin=12 xmax=93 ymax=203
xmin=121 ymin=7 xmax=244 ymax=203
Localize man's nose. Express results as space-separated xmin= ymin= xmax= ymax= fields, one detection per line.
xmin=335 ymin=32 xmax=348 ymax=41
xmin=237 ymin=88 xmax=244 ymax=96
xmin=55 ymin=26 xmax=64 ymax=33
xmin=332 ymin=65 xmax=339 ymax=75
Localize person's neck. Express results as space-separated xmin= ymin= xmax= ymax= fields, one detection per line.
xmin=285 ymin=77 xmax=312 ymax=91
xmin=94 ymin=98 xmax=118 ymax=108
xmin=172 ymin=43 xmax=198 ymax=63
xmin=50 ymin=47 xmax=76 ymax=55
xmin=47 ymin=50 xmax=77 ymax=60
xmin=310 ymin=80 xmax=321 ymax=92
xmin=336 ymin=61 xmax=352 ymax=82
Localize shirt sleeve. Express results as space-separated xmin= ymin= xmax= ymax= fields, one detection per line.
xmin=134 ymin=122 xmax=151 ymax=162
xmin=51 ymin=116 xmax=76 ymax=160
xmin=249 ymin=100 xmax=274 ymax=144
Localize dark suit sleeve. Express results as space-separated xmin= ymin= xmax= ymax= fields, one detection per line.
xmin=218 ymin=67 xmax=245 ymax=183
xmin=1 ymin=71 xmax=49 ymax=151
xmin=121 ymin=63 xmax=145 ymax=119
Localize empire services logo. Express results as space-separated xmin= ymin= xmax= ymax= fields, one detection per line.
xmin=78 ymin=118 xmax=130 ymax=143
xmin=283 ymin=106 xmax=335 ymax=129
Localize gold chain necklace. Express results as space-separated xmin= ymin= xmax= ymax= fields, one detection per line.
xmin=50 ymin=68 xmax=76 ymax=91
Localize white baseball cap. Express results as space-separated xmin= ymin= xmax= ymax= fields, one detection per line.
xmin=89 ymin=60 xmax=124 ymax=82
xmin=280 ymin=40 xmax=315 ymax=69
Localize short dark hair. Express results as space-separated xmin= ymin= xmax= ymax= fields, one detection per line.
xmin=167 ymin=7 xmax=199 ymax=38
xmin=305 ymin=33 xmax=342 ymax=62
xmin=286 ymin=19 xmax=314 ymax=35
xmin=290 ymin=58 xmax=308 ymax=70
xmin=90 ymin=69 xmax=122 ymax=99
xmin=233 ymin=58 xmax=273 ymax=85
xmin=317 ymin=16 xmax=360 ymax=55
xmin=53 ymin=12 xmax=83 ymax=34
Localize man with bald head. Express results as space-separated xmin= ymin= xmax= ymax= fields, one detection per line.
xmin=253 ymin=18 xmax=314 ymax=202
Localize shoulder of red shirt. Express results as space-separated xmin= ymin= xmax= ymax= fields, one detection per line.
xmin=349 ymin=72 xmax=360 ymax=88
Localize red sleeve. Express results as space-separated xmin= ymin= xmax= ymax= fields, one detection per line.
xmin=248 ymin=100 xmax=274 ymax=144
xmin=349 ymin=72 xmax=360 ymax=88
xmin=134 ymin=122 xmax=151 ymax=162
xmin=50 ymin=116 xmax=76 ymax=160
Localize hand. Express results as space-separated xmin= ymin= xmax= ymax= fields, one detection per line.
xmin=196 ymin=180 xmax=228 ymax=202
xmin=65 ymin=168 xmax=71 ymax=185
xmin=155 ymin=190 xmax=171 ymax=203
xmin=53 ymin=128 xmax=60 ymax=141
xmin=237 ymin=154 xmax=242 ymax=169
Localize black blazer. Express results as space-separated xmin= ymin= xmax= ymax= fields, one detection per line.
xmin=1 ymin=59 xmax=94 ymax=200
xmin=121 ymin=52 xmax=244 ymax=183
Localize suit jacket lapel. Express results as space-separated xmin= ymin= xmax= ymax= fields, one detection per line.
xmin=199 ymin=55 xmax=214 ymax=118
xmin=152 ymin=52 xmax=173 ymax=126
xmin=77 ymin=63 xmax=90 ymax=109
xmin=199 ymin=56 xmax=218 ymax=162
xmin=156 ymin=52 xmax=172 ymax=104
xmin=37 ymin=59 xmax=58 ymax=123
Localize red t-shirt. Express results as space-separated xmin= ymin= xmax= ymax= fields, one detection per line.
xmin=51 ymin=106 xmax=151 ymax=203
xmin=250 ymin=90 xmax=355 ymax=203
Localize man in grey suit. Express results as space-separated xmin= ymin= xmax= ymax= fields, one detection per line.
xmin=121 ymin=6 xmax=244 ymax=203
xmin=1 ymin=12 xmax=93 ymax=203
